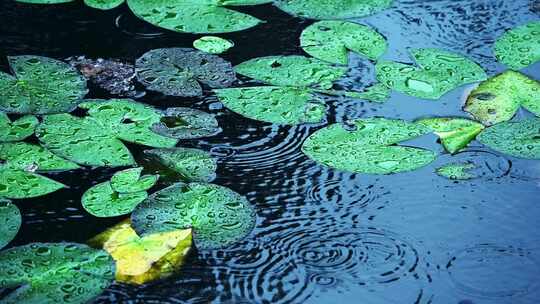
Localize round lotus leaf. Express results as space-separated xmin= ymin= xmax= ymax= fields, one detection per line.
xmin=127 ymin=0 xmax=262 ymax=34
xmin=0 ymin=113 xmax=38 ymax=142
xmin=36 ymin=99 xmax=178 ymax=167
xmin=274 ymin=0 xmax=393 ymax=19
xmin=145 ymin=148 xmax=217 ymax=183
xmin=464 ymin=71 xmax=540 ymax=126
xmin=110 ymin=168 xmax=158 ymax=193
xmin=302 ymin=118 xmax=437 ymax=174
xmin=416 ymin=117 xmax=484 ymax=154
xmin=376 ymin=48 xmax=487 ymax=100
xmin=477 ymin=118 xmax=540 ymax=159
xmin=0 ymin=56 xmax=87 ymax=114
xmin=0 ymin=199 xmax=21 ymax=250
xmin=84 ymin=0 xmax=124 ymax=9
xmin=82 ymin=181 xmax=148 ymax=218
xmin=215 ymin=86 xmax=326 ymax=125
xmin=152 ymin=107 xmax=221 ymax=139
xmin=136 ymin=48 xmax=236 ymax=97
xmin=436 ymin=162 xmax=476 ymax=180
xmin=234 ymin=55 xmax=347 ymax=89
xmin=132 ymin=183 xmax=256 ymax=249
xmin=494 ymin=21 xmax=540 ymax=70
xmin=193 ymin=36 xmax=234 ymax=54
xmin=0 ymin=243 xmax=115 ymax=304
xmin=300 ymin=21 xmax=387 ymax=65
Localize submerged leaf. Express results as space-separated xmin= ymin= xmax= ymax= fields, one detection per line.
xmin=152 ymin=107 xmax=221 ymax=139
xmin=436 ymin=162 xmax=476 ymax=180
xmin=88 ymin=220 xmax=192 ymax=285
xmin=416 ymin=117 xmax=484 ymax=154
xmin=0 ymin=112 xmax=38 ymax=142
xmin=0 ymin=199 xmax=21 ymax=250
xmin=234 ymin=55 xmax=346 ymax=89
xmin=477 ymin=118 xmax=540 ymax=159
xmin=132 ymin=183 xmax=256 ymax=249
xmin=37 ymin=99 xmax=178 ymax=167
xmin=494 ymin=21 xmax=540 ymax=70
xmin=193 ymin=36 xmax=234 ymax=54
xmin=0 ymin=55 xmax=87 ymax=114
xmin=136 ymin=48 xmax=236 ymax=97
xmin=127 ymin=0 xmax=262 ymax=34
xmin=215 ymin=86 xmax=326 ymax=125
xmin=302 ymin=118 xmax=437 ymax=174
xmin=273 ymin=0 xmax=393 ymax=19
xmin=84 ymin=0 xmax=124 ymax=9
xmin=145 ymin=148 xmax=217 ymax=183
xmin=300 ymin=21 xmax=387 ymax=64
xmin=110 ymin=167 xmax=158 ymax=193
xmin=0 ymin=243 xmax=115 ymax=304
xmin=376 ymin=48 xmax=487 ymax=100
xmin=464 ymin=71 xmax=540 ymax=126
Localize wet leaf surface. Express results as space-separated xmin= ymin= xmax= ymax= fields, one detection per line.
xmin=151 ymin=107 xmax=221 ymax=139
xmin=0 ymin=199 xmax=21 ymax=250
xmin=145 ymin=148 xmax=217 ymax=183
xmin=477 ymin=118 xmax=540 ymax=159
xmin=494 ymin=21 xmax=540 ymax=70
xmin=193 ymin=36 xmax=234 ymax=54
xmin=436 ymin=162 xmax=476 ymax=180
xmin=273 ymin=0 xmax=393 ymax=19
xmin=416 ymin=117 xmax=484 ymax=154
xmin=0 ymin=112 xmax=38 ymax=142
xmin=110 ymin=167 xmax=157 ymax=193
xmin=84 ymin=0 xmax=124 ymax=10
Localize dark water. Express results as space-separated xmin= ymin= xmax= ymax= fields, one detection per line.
xmin=1 ymin=1 xmax=540 ymax=303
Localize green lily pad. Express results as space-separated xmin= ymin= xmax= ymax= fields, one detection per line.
xmin=126 ymin=0 xmax=263 ymax=34
xmin=132 ymin=183 xmax=256 ymax=249
xmin=494 ymin=21 xmax=540 ymax=70
xmin=0 ymin=142 xmax=79 ymax=199
xmin=0 ymin=199 xmax=21 ymax=250
xmin=84 ymin=0 xmax=124 ymax=9
xmin=464 ymin=71 xmax=540 ymax=126
xmin=302 ymin=118 xmax=437 ymax=174
xmin=300 ymin=21 xmax=387 ymax=64
xmin=234 ymin=55 xmax=346 ymax=89
xmin=0 ymin=112 xmax=38 ymax=142
xmin=416 ymin=117 xmax=485 ymax=154
xmin=82 ymin=181 xmax=148 ymax=218
xmin=151 ymin=107 xmax=221 ymax=139
xmin=477 ymin=118 xmax=540 ymax=159
xmin=273 ymin=0 xmax=393 ymax=19
xmin=215 ymin=86 xmax=326 ymax=125
xmin=0 ymin=243 xmax=115 ymax=304
xmin=0 ymin=56 xmax=87 ymax=114
xmin=436 ymin=162 xmax=476 ymax=180
xmin=136 ymin=48 xmax=236 ymax=97
xmin=36 ymin=99 xmax=178 ymax=167
xmin=145 ymin=148 xmax=217 ymax=183
xmin=193 ymin=36 xmax=234 ymax=54
xmin=376 ymin=48 xmax=487 ymax=100
xmin=110 ymin=167 xmax=158 ymax=193
xmin=344 ymin=83 xmax=391 ymax=103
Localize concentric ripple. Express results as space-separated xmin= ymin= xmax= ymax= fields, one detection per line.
xmin=434 ymin=149 xmax=512 ymax=180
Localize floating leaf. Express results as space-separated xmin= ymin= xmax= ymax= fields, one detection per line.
xmin=344 ymin=83 xmax=391 ymax=103
xmin=494 ymin=21 xmax=540 ymax=70
xmin=376 ymin=48 xmax=487 ymax=100
xmin=193 ymin=36 xmax=234 ymax=54
xmin=37 ymin=99 xmax=178 ymax=167
xmin=145 ymin=148 xmax=217 ymax=183
xmin=464 ymin=71 xmax=540 ymax=126
xmin=0 ymin=142 xmax=78 ymax=199
xmin=416 ymin=117 xmax=484 ymax=154
xmin=88 ymin=220 xmax=192 ymax=285
xmin=273 ymin=0 xmax=393 ymax=19
xmin=136 ymin=48 xmax=236 ymax=97
xmin=300 ymin=21 xmax=387 ymax=64
xmin=151 ymin=107 xmax=221 ymax=139
xmin=0 ymin=243 xmax=115 ymax=304
xmin=127 ymin=0 xmax=263 ymax=34
xmin=84 ymin=0 xmax=124 ymax=10
xmin=0 ymin=199 xmax=20 ymax=250
xmin=436 ymin=162 xmax=476 ymax=180
xmin=302 ymin=118 xmax=437 ymax=174
xmin=477 ymin=118 xmax=540 ymax=159
xmin=0 ymin=112 xmax=38 ymax=142
xmin=235 ymin=55 xmax=346 ymax=89
xmin=215 ymin=86 xmax=326 ymax=125
xmin=110 ymin=167 xmax=158 ymax=193
xmin=132 ymin=183 xmax=256 ymax=249
xmin=0 ymin=56 xmax=87 ymax=114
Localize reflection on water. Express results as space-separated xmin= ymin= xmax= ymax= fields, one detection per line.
xmin=1 ymin=0 xmax=539 ymax=303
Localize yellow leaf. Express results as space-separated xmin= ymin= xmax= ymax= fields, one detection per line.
xmin=88 ymin=219 xmax=192 ymax=285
